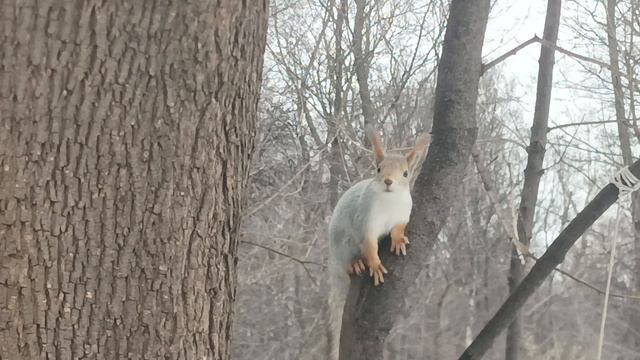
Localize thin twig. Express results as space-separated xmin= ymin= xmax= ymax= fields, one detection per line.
xmin=526 ymin=253 xmax=640 ymax=300
xmin=245 ymin=138 xmax=334 ymax=218
xmin=547 ymin=118 xmax=640 ymax=132
xmin=481 ymin=35 xmax=638 ymax=83
xmin=548 ymin=119 xmax=620 ymax=132
xmin=240 ymin=240 xmax=325 ymax=285
xmin=534 ymin=36 xmax=630 ymax=79
xmin=481 ymin=36 xmax=538 ymax=74
xmin=471 ymin=147 xmax=529 ymax=260
xmin=597 ymin=212 xmax=621 ymax=360
xmin=475 ymin=137 xmax=528 ymax=151
xmin=240 ymin=240 xmax=324 ymax=267
xmin=473 ymin=150 xmax=640 ymax=301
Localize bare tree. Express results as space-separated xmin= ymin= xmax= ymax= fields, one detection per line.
xmin=233 ymin=1 xmax=447 ymax=358
xmin=460 ymin=157 xmax=640 ymax=359
xmin=231 ymin=0 xmax=640 ymax=358
xmin=506 ymin=0 xmax=562 ymax=358
xmin=605 ymin=0 xmax=640 ymax=352
xmin=354 ymin=0 xmax=376 ymax=133
xmin=339 ymin=1 xmax=491 ymax=359
xmin=0 ymin=1 xmax=268 ymax=358
xmin=327 ymin=0 xmax=349 ymax=208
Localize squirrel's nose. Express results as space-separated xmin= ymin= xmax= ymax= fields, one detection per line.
xmin=384 ymin=179 xmax=392 ymax=186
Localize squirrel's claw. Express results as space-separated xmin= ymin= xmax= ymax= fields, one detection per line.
xmin=391 ymin=236 xmax=409 ymax=256
xmin=369 ymin=262 xmax=388 ymax=286
xmin=347 ymin=259 xmax=366 ymax=275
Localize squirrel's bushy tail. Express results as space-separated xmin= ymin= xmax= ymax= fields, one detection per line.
xmin=327 ymin=261 xmax=350 ymax=360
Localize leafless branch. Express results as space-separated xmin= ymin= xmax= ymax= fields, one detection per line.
xmin=481 ymin=35 xmax=639 ymax=83
xmin=240 ymin=240 xmax=324 ymax=285
xmin=245 ymin=140 xmax=334 ymax=218
xmin=471 ymin=146 xmax=529 ymax=259
xmin=547 ymin=119 xmax=622 ymax=132
xmin=481 ymin=36 xmax=538 ymax=75
xmin=527 ymin=253 xmax=640 ymax=301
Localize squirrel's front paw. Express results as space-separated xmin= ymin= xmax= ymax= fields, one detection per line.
xmin=367 ymin=260 xmax=388 ymax=286
xmin=391 ymin=236 xmax=410 ymax=256
xmin=347 ymin=259 xmax=366 ymax=276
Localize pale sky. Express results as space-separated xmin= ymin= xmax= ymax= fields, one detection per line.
xmin=484 ymin=1 xmax=553 ymax=124
xmin=484 ymin=1 xmax=616 ymax=134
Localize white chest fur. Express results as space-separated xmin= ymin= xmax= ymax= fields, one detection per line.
xmin=365 ymin=189 xmax=412 ymax=238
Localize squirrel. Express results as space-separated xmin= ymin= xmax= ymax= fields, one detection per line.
xmin=327 ymin=126 xmax=428 ymax=359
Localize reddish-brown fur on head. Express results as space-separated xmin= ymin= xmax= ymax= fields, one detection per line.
xmin=406 ymin=134 xmax=429 ymax=167
xmin=367 ymin=125 xmax=386 ymax=165
xmin=366 ymin=127 xmax=429 ymax=192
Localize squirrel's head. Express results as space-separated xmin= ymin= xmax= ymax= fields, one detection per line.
xmin=366 ymin=126 xmax=429 ymax=193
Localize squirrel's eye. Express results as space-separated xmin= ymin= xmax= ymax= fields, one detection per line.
xmin=403 ymin=170 xmax=408 ymax=177
xmin=377 ymin=167 xmax=381 ymax=173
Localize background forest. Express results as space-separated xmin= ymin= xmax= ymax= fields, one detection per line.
xmin=232 ymin=0 xmax=640 ymax=359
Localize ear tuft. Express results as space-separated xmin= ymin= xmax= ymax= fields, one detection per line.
xmin=366 ymin=125 xmax=385 ymax=164
xmin=406 ymin=133 xmax=430 ymax=167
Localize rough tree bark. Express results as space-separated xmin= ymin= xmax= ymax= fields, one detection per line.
xmin=459 ymin=159 xmax=640 ymax=359
xmin=339 ymin=1 xmax=491 ymax=359
xmin=505 ymin=0 xmax=562 ymax=358
xmin=0 ymin=1 xmax=268 ymax=359
xmin=605 ymin=0 xmax=640 ymax=351
xmin=353 ymin=0 xmax=375 ymax=133
xmin=328 ymin=0 xmax=348 ymax=208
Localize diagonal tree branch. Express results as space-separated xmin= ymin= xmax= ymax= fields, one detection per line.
xmin=459 ymin=159 xmax=640 ymax=360
xmin=482 ymin=35 xmax=637 ymax=83
xmin=481 ymin=36 xmax=538 ymax=75
xmin=473 ymin=149 xmax=640 ymax=301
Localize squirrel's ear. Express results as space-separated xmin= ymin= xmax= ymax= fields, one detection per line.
xmin=406 ymin=133 xmax=429 ymax=167
xmin=366 ymin=125 xmax=385 ymax=164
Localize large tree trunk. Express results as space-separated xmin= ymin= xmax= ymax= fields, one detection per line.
xmin=338 ymin=1 xmax=490 ymax=359
xmin=505 ymin=0 xmax=562 ymax=358
xmin=0 ymin=1 xmax=268 ymax=359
